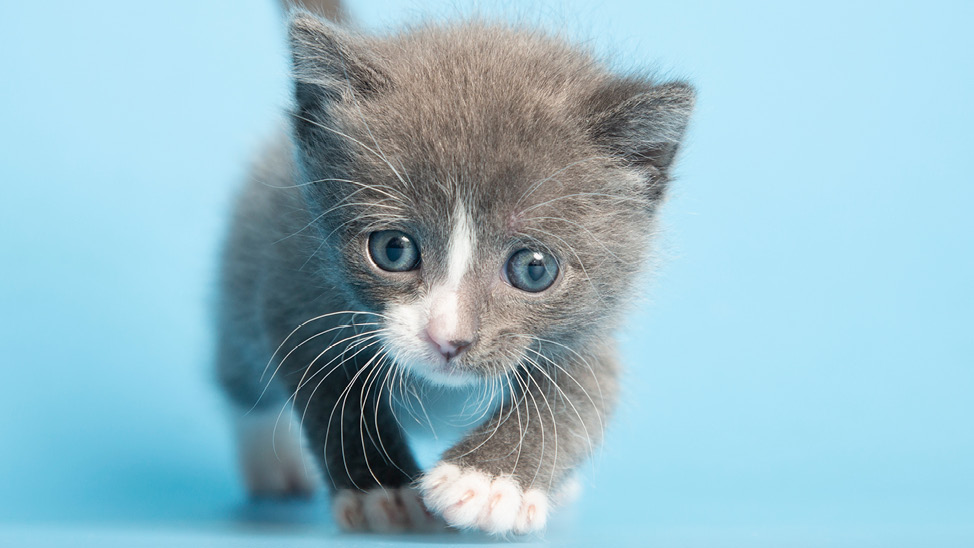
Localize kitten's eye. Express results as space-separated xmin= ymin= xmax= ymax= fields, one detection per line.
xmin=505 ymin=249 xmax=558 ymax=292
xmin=368 ymin=230 xmax=420 ymax=272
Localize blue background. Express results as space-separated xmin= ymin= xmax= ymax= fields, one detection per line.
xmin=1 ymin=0 xmax=971 ymax=546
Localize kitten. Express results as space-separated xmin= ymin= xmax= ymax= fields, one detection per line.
xmin=216 ymin=5 xmax=694 ymax=536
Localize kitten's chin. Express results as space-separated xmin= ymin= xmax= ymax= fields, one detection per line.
xmin=402 ymin=359 xmax=482 ymax=388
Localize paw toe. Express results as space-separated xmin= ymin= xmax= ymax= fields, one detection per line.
xmin=400 ymin=486 xmax=444 ymax=532
xmin=427 ymin=465 xmax=491 ymax=527
xmin=332 ymin=490 xmax=367 ymax=532
xmin=514 ymin=488 xmax=549 ymax=534
xmin=362 ymin=489 xmax=410 ymax=533
xmin=477 ymin=476 xmax=521 ymax=534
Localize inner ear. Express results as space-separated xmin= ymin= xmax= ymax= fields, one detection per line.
xmin=586 ymin=79 xmax=695 ymax=191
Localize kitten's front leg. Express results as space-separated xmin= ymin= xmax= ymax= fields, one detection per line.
xmin=421 ymin=344 xmax=618 ymax=535
xmin=283 ymin=349 xmax=440 ymax=533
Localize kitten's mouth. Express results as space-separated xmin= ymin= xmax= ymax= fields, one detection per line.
xmin=409 ymin=354 xmax=480 ymax=388
xmin=428 ymin=354 xmax=465 ymax=375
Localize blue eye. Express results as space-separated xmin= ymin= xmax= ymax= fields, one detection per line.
xmin=368 ymin=230 xmax=420 ymax=272
xmin=506 ymin=249 xmax=558 ymax=292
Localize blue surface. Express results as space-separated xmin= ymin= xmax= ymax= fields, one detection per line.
xmin=1 ymin=0 xmax=972 ymax=546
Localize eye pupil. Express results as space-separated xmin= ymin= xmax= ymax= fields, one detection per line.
xmin=385 ymin=238 xmax=406 ymax=262
xmin=527 ymin=260 xmax=546 ymax=281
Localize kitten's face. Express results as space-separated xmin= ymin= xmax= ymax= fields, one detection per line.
xmin=323 ymin=128 xmax=650 ymax=387
xmin=289 ymin=15 xmax=693 ymax=387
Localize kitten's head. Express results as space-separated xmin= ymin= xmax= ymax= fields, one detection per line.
xmin=287 ymin=11 xmax=694 ymax=386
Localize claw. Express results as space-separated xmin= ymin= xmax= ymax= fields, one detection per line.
xmin=489 ymin=493 xmax=501 ymax=510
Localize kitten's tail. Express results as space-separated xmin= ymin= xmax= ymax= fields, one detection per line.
xmin=280 ymin=0 xmax=346 ymax=22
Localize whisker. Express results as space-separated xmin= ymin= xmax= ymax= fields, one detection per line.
xmin=524 ymin=347 xmax=599 ymax=452
xmin=524 ymin=215 xmax=622 ymax=262
xmin=356 ymin=351 xmax=388 ymax=490
xmin=336 ymin=51 xmax=414 ymax=194
xmin=519 ymin=362 xmax=556 ymax=491
xmin=521 ymin=225 xmax=607 ymax=304
xmin=330 ymin=347 xmax=389 ymax=490
xmin=508 ymin=366 xmax=532 ymax=477
xmin=370 ymin=356 xmax=415 ymax=477
xmin=297 ymin=211 xmax=405 ymax=271
xmin=518 ymin=191 xmax=647 ymax=214
xmin=276 ymin=196 xmax=403 ymax=247
xmin=259 ymin=310 xmax=386 ymax=384
xmin=450 ymin=372 xmax=520 ymax=460
xmin=293 ymin=329 xmax=386 ymax=399
xmin=514 ymin=155 xmax=606 ymax=209
xmin=522 ymin=335 xmax=606 ymax=432
xmin=291 ymin=112 xmax=412 ymax=194
xmin=255 ymin=321 xmax=381 ymax=406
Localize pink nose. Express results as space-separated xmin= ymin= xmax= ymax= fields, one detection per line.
xmin=424 ymin=328 xmax=472 ymax=361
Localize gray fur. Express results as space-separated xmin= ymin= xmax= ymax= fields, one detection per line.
xmin=217 ymin=7 xmax=693 ymax=529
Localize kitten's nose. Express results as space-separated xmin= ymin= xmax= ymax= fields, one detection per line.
xmin=423 ymin=327 xmax=472 ymax=361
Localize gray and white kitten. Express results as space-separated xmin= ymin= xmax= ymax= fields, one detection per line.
xmin=216 ymin=7 xmax=694 ymax=536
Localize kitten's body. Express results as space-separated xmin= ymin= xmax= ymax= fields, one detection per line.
xmin=217 ymin=8 xmax=693 ymax=535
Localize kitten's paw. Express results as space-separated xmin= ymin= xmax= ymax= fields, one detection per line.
xmin=332 ymin=487 xmax=443 ymax=533
xmin=419 ymin=463 xmax=549 ymax=535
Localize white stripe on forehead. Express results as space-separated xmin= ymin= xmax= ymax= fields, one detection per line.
xmin=445 ymin=202 xmax=476 ymax=288
xmin=422 ymin=202 xmax=476 ymax=340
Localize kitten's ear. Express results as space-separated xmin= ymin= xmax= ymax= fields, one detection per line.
xmin=288 ymin=10 xmax=388 ymax=98
xmin=287 ymin=10 xmax=389 ymax=162
xmin=588 ymin=80 xmax=695 ymax=193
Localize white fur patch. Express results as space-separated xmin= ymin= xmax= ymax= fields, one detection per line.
xmin=446 ymin=204 xmax=476 ymax=289
xmin=426 ymin=287 xmax=460 ymax=336
xmin=380 ymin=202 xmax=480 ymax=387
xmin=236 ymin=406 xmax=317 ymax=498
xmin=420 ymin=462 xmax=550 ymax=535
xmin=383 ymin=302 xmax=478 ymax=387
xmin=384 ymin=300 xmax=424 ymax=359
xmin=425 ymin=204 xmax=476 ymax=339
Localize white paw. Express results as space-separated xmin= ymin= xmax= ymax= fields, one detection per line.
xmin=420 ymin=463 xmax=549 ymax=535
xmin=236 ymin=409 xmax=317 ymax=498
xmin=332 ymin=487 xmax=444 ymax=533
